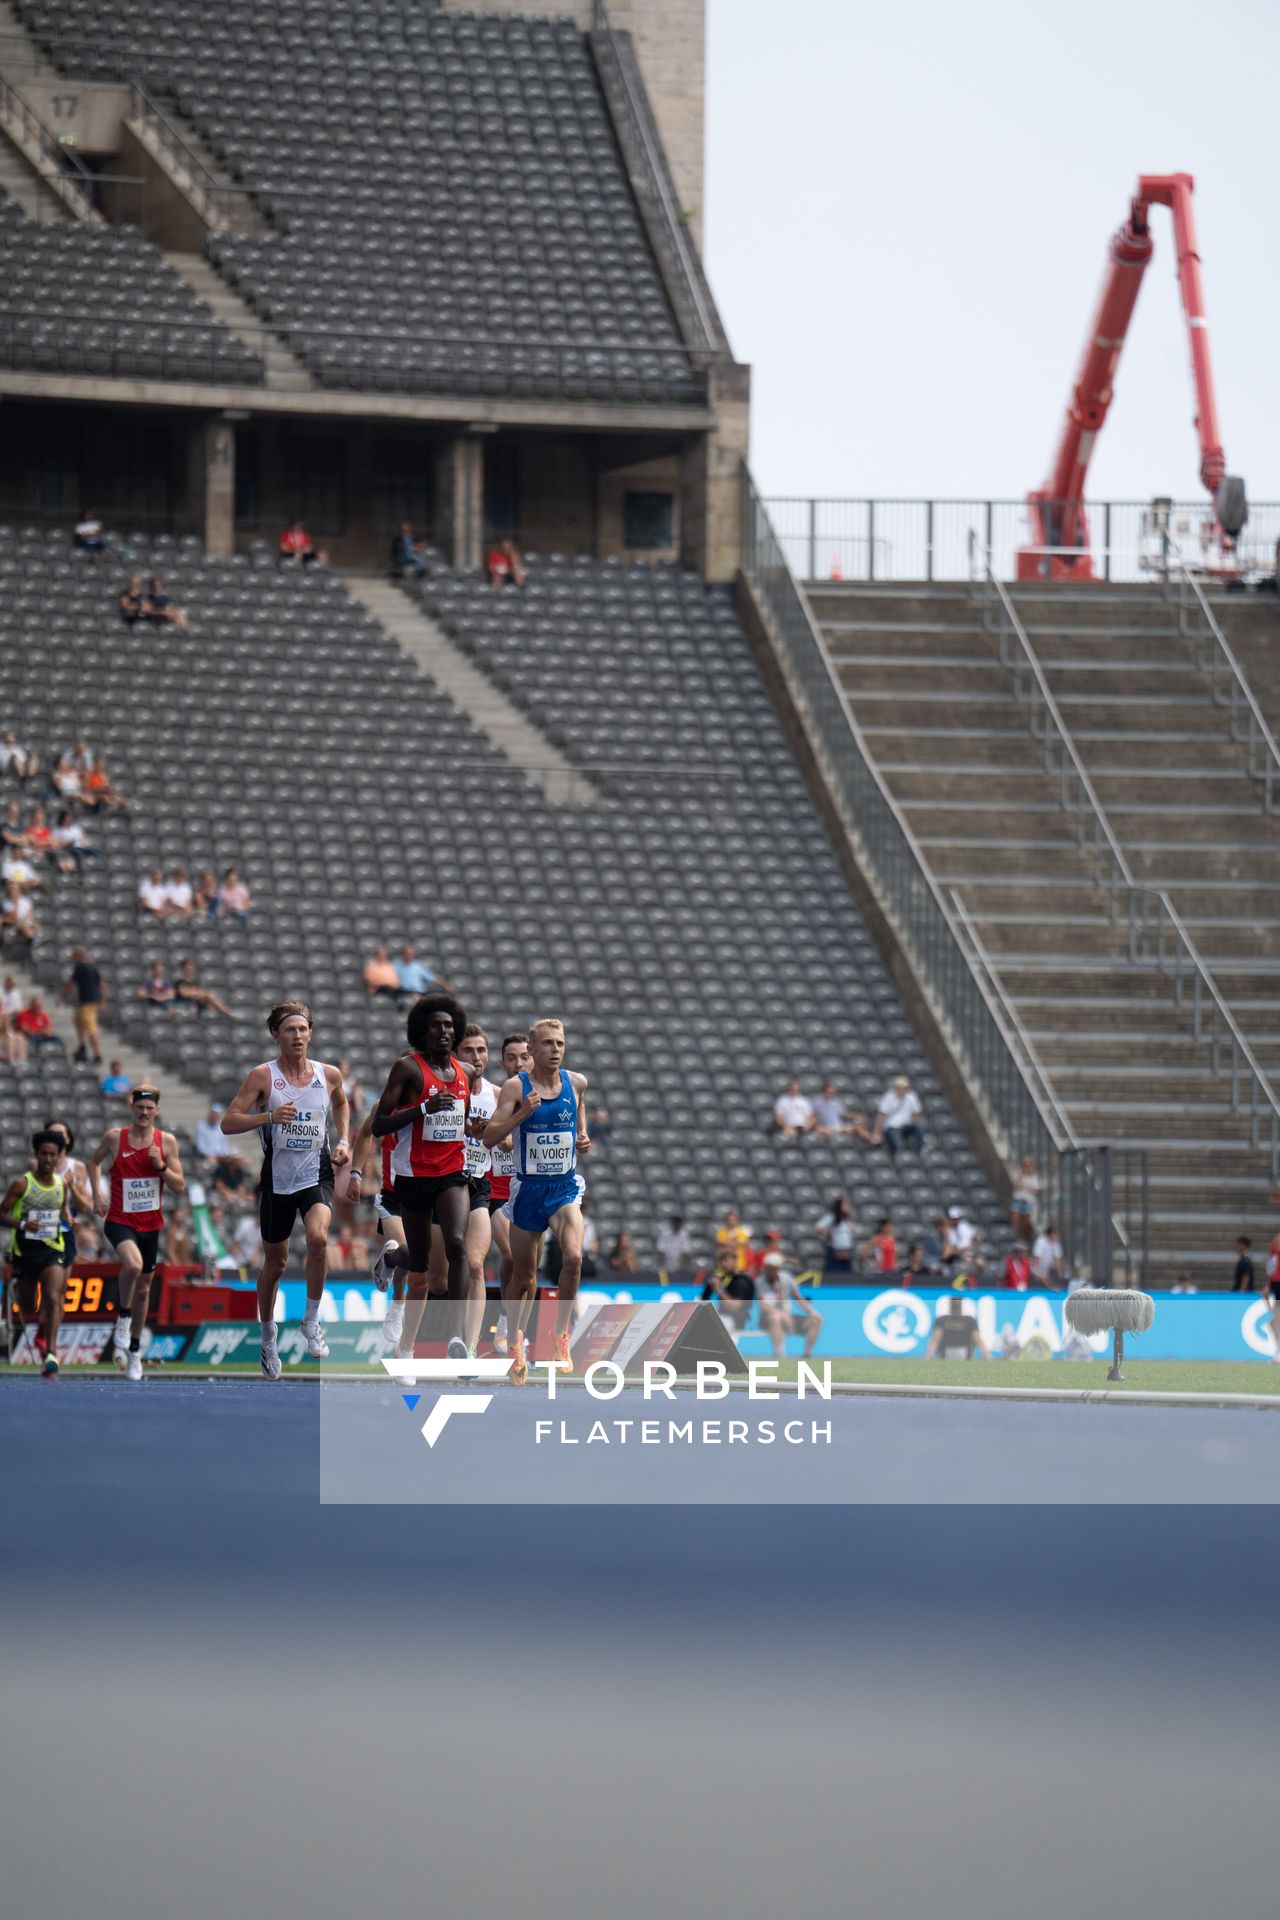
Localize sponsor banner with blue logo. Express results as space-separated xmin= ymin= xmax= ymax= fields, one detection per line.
xmin=276 ymin=1275 xmax=1279 ymax=1363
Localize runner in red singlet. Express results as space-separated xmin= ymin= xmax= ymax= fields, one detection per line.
xmin=89 ymin=1086 xmax=185 ymax=1382
xmin=370 ymin=993 xmax=471 ymax=1359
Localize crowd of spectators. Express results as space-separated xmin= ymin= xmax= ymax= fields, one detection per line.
xmin=362 ymin=942 xmax=449 ymax=1001
xmin=771 ymin=1071 xmax=928 ymax=1160
xmin=0 ymin=731 xmax=129 ymax=954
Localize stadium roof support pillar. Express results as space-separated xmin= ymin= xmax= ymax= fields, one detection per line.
xmin=435 ymin=433 xmax=485 ymax=572
xmin=188 ymin=415 xmax=235 ymax=559
xmin=680 ymin=360 xmax=750 ymax=583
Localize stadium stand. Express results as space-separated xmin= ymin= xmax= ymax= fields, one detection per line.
xmin=806 ymin=577 xmax=1280 ymax=1281
xmin=0 ymin=529 xmax=1003 ymax=1265
xmin=11 ymin=2 xmax=702 ymax=401
xmin=0 ymin=192 xmax=264 ymax=383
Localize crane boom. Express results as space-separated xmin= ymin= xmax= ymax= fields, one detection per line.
xmin=1017 ymin=173 xmax=1245 ymax=581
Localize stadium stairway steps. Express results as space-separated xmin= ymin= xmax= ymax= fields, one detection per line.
xmin=807 ymin=579 xmax=1280 ymax=1283
xmin=2 ymin=950 xmax=214 ymax=1144
xmin=0 ymin=121 xmax=67 ymax=220
xmin=346 ymin=577 xmax=601 ymax=806
xmin=166 ymin=252 xmax=312 ymax=392
xmin=129 ymin=93 xmax=270 ymax=238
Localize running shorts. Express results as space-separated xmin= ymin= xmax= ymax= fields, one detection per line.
xmin=104 ymin=1220 xmax=161 ymax=1272
xmin=507 ymin=1172 xmax=585 ymax=1235
xmin=259 ymin=1181 xmax=333 ymax=1244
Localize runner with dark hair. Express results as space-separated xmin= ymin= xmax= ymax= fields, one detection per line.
xmin=371 ymin=992 xmax=471 ymax=1361
xmin=2 ymin=1129 xmax=74 ymax=1377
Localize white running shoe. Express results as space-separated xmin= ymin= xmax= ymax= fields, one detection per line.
xmin=493 ymin=1314 xmax=509 ymax=1356
xmin=372 ymin=1240 xmax=399 ymax=1293
xmin=302 ymin=1320 xmax=330 ymax=1360
xmin=113 ymin=1321 xmax=130 ymax=1371
xmin=446 ymin=1335 xmax=468 ymax=1361
xmin=382 ymin=1300 xmax=405 ymax=1349
xmin=261 ymin=1322 xmax=282 ymax=1382
xmin=125 ymin=1350 xmax=143 ymax=1383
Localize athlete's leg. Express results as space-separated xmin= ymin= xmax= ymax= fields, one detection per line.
xmin=129 ymin=1264 xmax=157 ymax=1352
xmin=802 ymin=1307 xmax=823 ymax=1358
xmin=491 ymin=1205 xmax=513 ymax=1288
xmin=300 ymin=1203 xmax=332 ymax=1327
xmin=257 ymin=1241 xmax=289 ymax=1324
xmin=549 ymin=1202 xmax=585 ymax=1340
xmin=112 ymin=1236 xmax=144 ymax=1364
xmin=395 ymin=1207 xmax=433 ymax=1355
xmin=40 ymin=1262 xmax=66 ymax=1356
xmin=463 ymin=1204 xmax=492 ymax=1349
xmin=433 ymin=1184 xmax=471 ymax=1349
xmin=506 ymin=1222 xmax=543 ymax=1376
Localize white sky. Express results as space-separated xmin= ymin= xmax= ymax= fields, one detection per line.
xmin=703 ymin=0 xmax=1279 ymax=504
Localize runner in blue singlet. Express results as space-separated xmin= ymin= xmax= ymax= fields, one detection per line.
xmin=483 ymin=1017 xmax=590 ymax=1384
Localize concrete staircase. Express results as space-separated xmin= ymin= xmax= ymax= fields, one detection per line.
xmin=0 ymin=121 xmax=67 ymax=219
xmin=166 ymin=252 xmax=312 ymax=392
xmin=805 ymin=579 xmax=1280 ymax=1283
xmin=344 ymin=577 xmax=599 ymax=805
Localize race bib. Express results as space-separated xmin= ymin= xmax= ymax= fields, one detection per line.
xmin=279 ymin=1113 xmax=323 ymax=1151
xmin=123 ymin=1175 xmax=161 ymax=1214
xmin=464 ymin=1133 xmax=490 ymax=1179
xmin=423 ymin=1101 xmax=464 ymax=1142
xmin=526 ymin=1131 xmax=573 ymax=1176
xmin=490 ymin=1139 xmax=514 ymax=1178
xmin=26 ymin=1207 xmax=61 ymax=1245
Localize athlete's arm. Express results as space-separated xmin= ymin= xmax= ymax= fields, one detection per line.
xmin=64 ymin=1159 xmax=92 ymax=1213
xmin=370 ymin=1056 xmax=425 ymax=1138
xmin=326 ymin=1065 xmax=351 ymax=1167
xmin=482 ymin=1074 xmax=535 ymax=1147
xmin=160 ymin=1132 xmax=185 ymax=1195
xmin=569 ymin=1069 xmax=591 ymax=1155
xmin=220 ymin=1064 xmax=279 ymax=1134
xmin=0 ymin=1176 xmax=26 ymax=1229
xmin=349 ymin=1109 xmax=377 ymax=1192
xmin=88 ymin=1130 xmax=115 ymax=1215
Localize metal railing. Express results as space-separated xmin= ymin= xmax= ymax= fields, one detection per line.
xmin=1130 ymin=890 xmax=1280 ymax=1181
xmin=0 ymin=69 xmax=99 ymax=220
xmin=127 ymin=82 xmax=261 ymax=233
xmin=764 ymin=495 xmax=1280 ymax=585
xmin=740 ymin=469 xmax=1134 ymax=1276
xmin=590 ymin=0 xmax=725 ymax=356
xmin=968 ymin=530 xmax=1136 ymax=909
xmin=1162 ymin=543 xmax=1280 ymax=814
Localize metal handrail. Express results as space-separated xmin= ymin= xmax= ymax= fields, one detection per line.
xmin=1130 ymin=888 xmax=1280 ymax=1177
xmin=0 ymin=70 xmax=98 ymax=217
xmin=127 ymin=81 xmax=257 ymax=229
xmin=590 ymin=0 xmax=722 ymax=355
xmin=947 ymin=889 xmax=1081 ymax=1148
xmin=968 ymin=530 xmax=1137 ymax=909
xmin=740 ymin=471 xmax=1072 ymax=1156
xmin=1162 ymin=540 xmax=1280 ymax=814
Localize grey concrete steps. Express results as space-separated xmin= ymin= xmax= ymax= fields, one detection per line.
xmin=166 ymin=252 xmax=312 ymax=391
xmin=0 ymin=124 xmax=68 ymax=220
xmin=343 ymin=578 xmax=598 ymax=806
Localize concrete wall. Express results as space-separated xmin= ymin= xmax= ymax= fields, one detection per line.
xmin=18 ymin=80 xmax=128 ymax=157
xmin=441 ymin=0 xmax=705 ymax=240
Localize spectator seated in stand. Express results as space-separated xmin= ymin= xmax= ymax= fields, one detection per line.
xmin=0 ymin=998 xmax=22 ymax=1062
xmin=587 ymin=1102 xmax=613 ymax=1147
xmin=871 ymin=1074 xmax=926 ymax=1159
xmin=99 ymin=1060 xmax=132 ymax=1103
xmin=138 ymin=868 xmax=170 ymax=919
xmin=73 ymin=509 xmax=107 ymax=555
xmin=1030 ymin=1223 xmax=1063 ymax=1290
xmin=700 ymin=1252 xmax=755 ymax=1333
xmin=84 ymin=754 xmax=129 ymax=810
xmin=194 ymin=1102 xmax=227 ymax=1164
xmin=14 ymin=991 xmax=61 ymax=1050
xmin=2 ymin=880 xmax=39 ymax=946
xmin=364 ymin=945 xmax=400 ymax=999
xmin=607 ymin=1231 xmax=638 ymax=1273
xmin=52 ymin=809 xmax=96 ymax=873
xmin=1 ymin=800 xmax=27 ymax=851
xmin=215 ymin=868 xmax=251 ymax=925
xmin=714 ymin=1207 xmax=751 ymax=1274
xmin=212 ymin=1154 xmax=253 ymax=1207
xmin=655 ymin=1214 xmax=693 ymax=1274
xmin=859 ymin=1215 xmax=898 ymax=1276
xmin=815 ymin=1194 xmax=856 ymax=1277
xmin=119 ymin=575 xmax=147 ymax=626
xmin=773 ymin=1077 xmax=816 ymax=1139
xmin=193 ymin=869 xmax=218 ymax=918
xmin=900 ymin=1242 xmax=928 ymax=1285
xmin=395 ymin=943 xmax=446 ymax=1000
xmin=1002 ymin=1243 xmax=1032 ymax=1290
xmin=175 ymin=957 xmax=234 ymax=1020
xmin=165 ymin=868 xmax=195 ymax=918
xmin=49 ymin=755 xmax=84 ymax=808
xmin=390 ymin=522 xmax=428 ymax=580
xmin=143 ymin=577 xmax=189 ymax=635
xmin=137 ymin=960 xmax=176 ymax=1009
xmin=813 ymin=1081 xmax=862 ymax=1140
xmin=947 ymin=1204 xmax=981 ymax=1273
xmin=0 ymin=730 xmax=38 ymax=784
xmin=279 ymin=520 xmax=317 ymax=567
xmin=487 ymin=536 xmax=526 ymax=591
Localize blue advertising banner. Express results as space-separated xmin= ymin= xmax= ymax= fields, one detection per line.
xmin=278 ymin=1276 xmax=1280 ymax=1364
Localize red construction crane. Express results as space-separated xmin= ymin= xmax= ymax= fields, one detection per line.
xmin=1016 ymin=172 xmax=1247 ymax=581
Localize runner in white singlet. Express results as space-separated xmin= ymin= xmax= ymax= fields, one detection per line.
xmin=219 ymin=1000 xmax=351 ymax=1380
